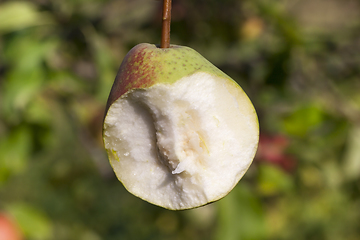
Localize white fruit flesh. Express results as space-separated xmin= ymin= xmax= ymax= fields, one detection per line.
xmin=103 ymin=72 xmax=258 ymax=210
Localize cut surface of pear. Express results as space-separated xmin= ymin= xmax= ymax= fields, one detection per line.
xmin=103 ymin=44 xmax=259 ymax=210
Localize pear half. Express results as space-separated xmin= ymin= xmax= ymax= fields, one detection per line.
xmin=103 ymin=43 xmax=259 ymax=210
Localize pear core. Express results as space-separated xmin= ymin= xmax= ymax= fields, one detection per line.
xmin=103 ymin=70 xmax=259 ymax=210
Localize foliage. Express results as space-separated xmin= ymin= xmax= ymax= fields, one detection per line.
xmin=1 ymin=0 xmax=360 ymax=239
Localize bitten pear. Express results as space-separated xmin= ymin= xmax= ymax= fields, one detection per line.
xmin=103 ymin=43 xmax=259 ymax=210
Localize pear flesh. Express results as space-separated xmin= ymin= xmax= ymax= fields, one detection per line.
xmin=103 ymin=44 xmax=259 ymax=210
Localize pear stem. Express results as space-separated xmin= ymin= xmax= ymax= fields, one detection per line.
xmin=161 ymin=0 xmax=172 ymax=48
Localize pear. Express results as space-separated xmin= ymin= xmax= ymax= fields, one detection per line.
xmin=103 ymin=43 xmax=259 ymax=210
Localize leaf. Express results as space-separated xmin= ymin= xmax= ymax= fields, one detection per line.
xmin=0 ymin=126 xmax=32 ymax=183
xmin=82 ymin=27 xmax=117 ymax=102
xmin=5 ymin=203 xmax=52 ymax=240
xmin=4 ymin=34 xmax=58 ymax=71
xmin=0 ymin=1 xmax=54 ymax=33
xmin=1 ymin=68 xmax=45 ymax=123
xmin=282 ymin=104 xmax=325 ymax=137
xmin=1 ymin=35 xmax=58 ymax=123
xmin=257 ymin=164 xmax=294 ymax=196
xmin=215 ymin=184 xmax=266 ymax=240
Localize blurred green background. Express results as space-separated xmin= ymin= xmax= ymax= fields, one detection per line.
xmin=1 ymin=0 xmax=360 ymax=239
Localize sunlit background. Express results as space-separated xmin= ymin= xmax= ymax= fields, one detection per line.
xmin=1 ymin=0 xmax=360 ymax=239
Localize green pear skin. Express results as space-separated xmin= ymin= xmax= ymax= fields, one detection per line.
xmin=105 ymin=43 xmax=229 ymax=112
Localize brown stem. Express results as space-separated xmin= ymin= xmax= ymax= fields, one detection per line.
xmin=160 ymin=0 xmax=172 ymax=48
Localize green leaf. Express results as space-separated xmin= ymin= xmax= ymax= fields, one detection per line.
xmin=5 ymin=203 xmax=52 ymax=240
xmin=4 ymin=34 xmax=58 ymax=71
xmin=0 ymin=126 xmax=32 ymax=183
xmin=0 ymin=1 xmax=54 ymax=33
xmin=258 ymin=164 xmax=294 ymax=196
xmin=215 ymin=184 xmax=266 ymax=240
xmin=282 ymin=104 xmax=325 ymax=137
xmin=83 ymin=28 xmax=116 ymax=101
xmin=1 ymin=68 xmax=45 ymax=123
xmin=1 ymin=34 xmax=59 ymax=123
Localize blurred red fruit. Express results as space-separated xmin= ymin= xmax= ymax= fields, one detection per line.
xmin=255 ymin=134 xmax=296 ymax=172
xmin=0 ymin=214 xmax=22 ymax=240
